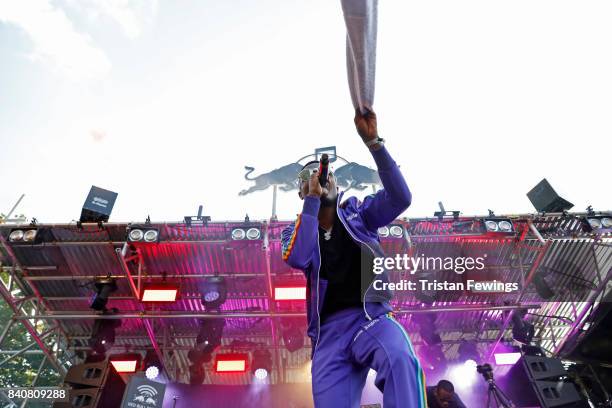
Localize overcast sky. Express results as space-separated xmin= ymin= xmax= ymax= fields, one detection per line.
xmin=0 ymin=0 xmax=610 ymax=223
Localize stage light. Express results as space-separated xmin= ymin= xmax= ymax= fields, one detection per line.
xmin=90 ymin=310 xmax=121 ymax=355
xmin=484 ymin=220 xmax=499 ymax=231
xmin=231 ymin=228 xmax=246 ymax=240
xmin=80 ymin=185 xmax=118 ymax=223
xmin=8 ymin=229 xmax=38 ymax=243
xmin=583 ymin=215 xmax=612 ymax=233
xmin=215 ymin=353 xmax=248 ymax=373
xmin=196 ymin=318 xmax=225 ymax=352
xmin=143 ymin=350 xmax=161 ymax=380
xmin=127 ymin=227 xmax=159 ymax=243
xmin=246 ymin=227 xmax=261 ymax=240
xmin=281 ymin=321 xmax=304 ymax=352
xmin=448 ymin=359 xmax=478 ymax=391
xmin=200 ymin=277 xmax=227 ymax=310
xmin=109 ymin=353 xmax=141 ymax=373
xmin=144 ymin=229 xmax=158 ymax=242
xmin=254 ymin=368 xmax=268 ymax=380
xmin=527 ymin=178 xmax=573 ymax=213
xmin=389 ymin=225 xmax=404 ymax=238
xmin=8 ymin=230 xmax=24 ymax=242
xmin=458 ymin=340 xmax=480 ymax=363
xmin=145 ymin=365 xmax=159 ymax=380
xmin=129 ymin=229 xmax=144 ymax=241
xmin=494 ymin=352 xmax=522 ymax=366
xmin=251 ymin=349 xmax=272 ymax=379
xmin=141 ymin=284 xmax=179 ymax=302
xmin=511 ymin=309 xmax=535 ymax=345
xmin=273 ymin=286 xmax=306 ymax=301
xmin=377 ymin=226 xmax=389 ymax=237
xmin=482 ymin=218 xmax=515 ymax=235
xmin=90 ymin=278 xmax=118 ymax=311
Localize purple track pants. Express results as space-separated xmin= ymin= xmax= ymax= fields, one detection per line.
xmin=311 ymin=308 xmax=427 ymax=408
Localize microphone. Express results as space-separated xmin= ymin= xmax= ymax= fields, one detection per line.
xmin=318 ymin=154 xmax=329 ymax=187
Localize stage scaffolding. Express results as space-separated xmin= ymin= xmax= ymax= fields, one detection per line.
xmin=0 ymin=211 xmax=610 ymax=388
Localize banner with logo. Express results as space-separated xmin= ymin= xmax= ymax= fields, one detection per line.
xmin=120 ymin=375 xmax=166 ymax=408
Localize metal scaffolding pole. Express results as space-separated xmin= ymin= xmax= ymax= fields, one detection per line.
xmin=15 ymin=303 xmax=541 ymax=320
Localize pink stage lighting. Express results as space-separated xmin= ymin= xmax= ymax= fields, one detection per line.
xmin=214 ymin=353 xmax=248 ymax=373
xmin=494 ymin=352 xmax=522 ymax=365
xmin=273 ymin=286 xmax=306 ymax=301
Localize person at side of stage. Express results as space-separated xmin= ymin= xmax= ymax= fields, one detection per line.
xmin=281 ymin=109 xmax=427 ymax=408
xmin=426 ymin=380 xmax=467 ymax=408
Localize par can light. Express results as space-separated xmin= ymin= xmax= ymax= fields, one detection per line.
xmin=246 ymin=227 xmax=261 ymax=240
xmin=389 ymin=225 xmax=404 ymax=238
xmin=231 ymin=228 xmax=246 ymax=240
xmin=8 ymin=230 xmax=25 ymax=242
xmin=377 ymin=226 xmax=389 ymax=237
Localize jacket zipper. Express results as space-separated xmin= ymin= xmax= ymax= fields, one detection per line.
xmin=335 ymin=193 xmax=376 ymax=321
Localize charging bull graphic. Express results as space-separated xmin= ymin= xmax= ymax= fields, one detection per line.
xmin=334 ymin=162 xmax=381 ymax=191
xmin=239 ymin=161 xmax=381 ymax=195
xmin=239 ymin=163 xmax=303 ymax=195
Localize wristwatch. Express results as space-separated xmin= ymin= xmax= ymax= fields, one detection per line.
xmin=365 ymin=137 xmax=385 ymax=150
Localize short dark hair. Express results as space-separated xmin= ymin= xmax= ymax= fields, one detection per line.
xmin=437 ymin=380 xmax=454 ymax=393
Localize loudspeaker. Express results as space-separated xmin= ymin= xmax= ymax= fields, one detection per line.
xmin=53 ymin=360 xmax=126 ymax=408
xmin=80 ymin=186 xmax=118 ymax=223
xmin=527 ymin=179 xmax=573 ymax=213
xmin=504 ymin=355 xmax=586 ymax=408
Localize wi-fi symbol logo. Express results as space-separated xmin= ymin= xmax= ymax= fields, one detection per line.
xmin=137 ymin=385 xmax=158 ymax=397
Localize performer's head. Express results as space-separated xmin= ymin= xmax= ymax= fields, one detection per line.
xmin=297 ymin=160 xmax=338 ymax=208
xmin=434 ymin=380 xmax=455 ymax=407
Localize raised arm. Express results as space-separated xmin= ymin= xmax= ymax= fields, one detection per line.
xmin=281 ymin=174 xmax=322 ymax=271
xmin=354 ymin=109 xmax=412 ymax=229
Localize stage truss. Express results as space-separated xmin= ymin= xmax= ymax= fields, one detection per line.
xmin=0 ymin=211 xmax=610 ymax=389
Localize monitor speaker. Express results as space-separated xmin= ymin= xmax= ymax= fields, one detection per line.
xmin=527 ymin=179 xmax=573 ymax=213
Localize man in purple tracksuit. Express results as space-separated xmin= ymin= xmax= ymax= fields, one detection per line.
xmin=281 ymin=110 xmax=427 ymax=408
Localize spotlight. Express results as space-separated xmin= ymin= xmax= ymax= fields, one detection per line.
xmin=246 ymin=227 xmax=261 ymax=240
xmin=144 ymin=350 xmax=161 ymax=380
xmin=8 ymin=229 xmax=38 ymax=243
xmin=482 ymin=218 xmax=515 ymax=235
xmin=377 ymin=226 xmax=389 ymax=237
xmin=389 ymin=225 xmax=404 ymax=238
xmin=90 ymin=278 xmax=118 ymax=311
xmin=127 ymin=226 xmax=160 ymax=243
xmin=200 ymin=277 xmax=227 ymax=310
xmin=145 ymin=365 xmax=160 ymax=380
xmin=8 ymin=230 xmax=24 ymax=242
xmin=196 ymin=318 xmax=225 ymax=352
xmin=80 ymin=185 xmax=118 ymax=223
xmin=109 ymin=353 xmax=141 ymax=373
xmin=511 ymin=309 xmax=535 ymax=345
xmin=231 ymin=228 xmax=246 ymax=240
xmin=141 ymin=283 xmax=179 ymax=302
xmin=254 ymin=368 xmax=268 ymax=380
xmin=214 ymin=353 xmax=248 ymax=373
xmin=582 ymin=215 xmax=612 ymax=233
xmin=90 ymin=309 xmax=121 ymax=355
xmin=251 ymin=349 xmax=272 ymax=379
xmin=281 ymin=321 xmax=305 ymax=352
